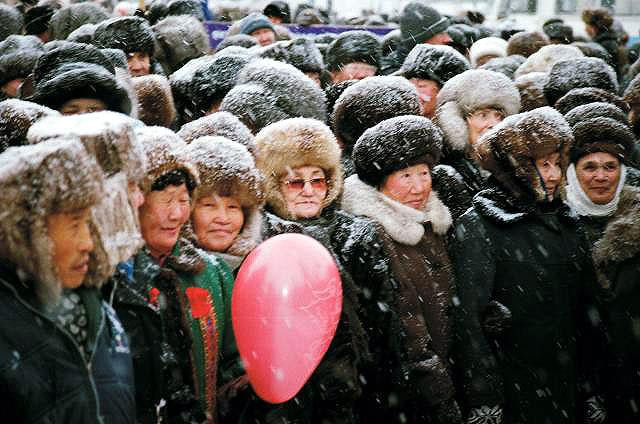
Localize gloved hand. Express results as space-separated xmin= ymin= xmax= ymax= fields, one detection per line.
xmin=482 ymin=300 xmax=512 ymax=336
xmin=432 ymin=398 xmax=463 ymax=424
xmin=585 ymin=396 xmax=606 ymax=424
xmin=466 ymin=405 xmax=503 ymax=424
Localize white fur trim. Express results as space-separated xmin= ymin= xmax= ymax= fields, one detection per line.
xmin=470 ymin=37 xmax=507 ymax=67
xmin=435 ymin=101 xmax=469 ymax=152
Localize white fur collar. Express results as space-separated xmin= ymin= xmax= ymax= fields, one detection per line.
xmin=341 ymin=175 xmax=452 ymax=245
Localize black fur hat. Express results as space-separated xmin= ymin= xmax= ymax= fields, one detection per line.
xmin=555 ymin=87 xmax=628 ymax=115
xmin=264 ymin=1 xmax=291 ymax=23
xmin=395 ymin=44 xmax=470 ymax=86
xmin=24 ymin=4 xmax=56 ymax=36
xmin=0 ymin=4 xmax=23 ymax=42
xmin=49 ymin=3 xmax=109 ymax=40
xmin=544 ymin=57 xmax=618 ymax=106
xmin=325 ymin=30 xmax=382 ymax=72
xmin=0 ymin=35 xmax=44 ymax=86
xmin=93 ymin=17 xmax=155 ymax=56
xmin=255 ymin=38 xmax=324 ymax=73
xmin=353 ymin=115 xmax=443 ymax=187
xmin=153 ymin=15 xmax=211 ymax=74
xmin=571 ymin=116 xmax=635 ymax=163
xmin=167 ymin=0 xmax=205 ymax=21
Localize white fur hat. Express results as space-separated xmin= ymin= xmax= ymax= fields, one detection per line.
xmin=469 ymin=36 xmax=508 ymax=67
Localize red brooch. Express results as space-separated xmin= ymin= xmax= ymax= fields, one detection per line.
xmin=186 ymin=287 xmax=212 ymax=319
xmin=148 ymin=287 xmax=160 ymax=307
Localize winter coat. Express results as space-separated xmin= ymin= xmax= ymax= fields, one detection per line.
xmin=0 ymin=259 xmax=135 ymax=424
xmin=583 ymin=185 xmax=640 ymax=423
xmin=593 ymin=30 xmax=624 ymax=78
xmin=341 ymin=175 xmax=461 ymax=423
xmin=106 ymin=238 xmax=236 ymax=424
xmin=433 ymin=156 xmax=488 ymax=220
xmin=450 ymin=182 xmax=596 ymax=423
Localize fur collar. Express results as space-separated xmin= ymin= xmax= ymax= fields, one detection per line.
xmin=341 ymin=174 xmax=452 ymax=245
xmin=225 ymin=206 xmax=262 ymax=258
xmin=592 ymin=186 xmax=640 ymax=267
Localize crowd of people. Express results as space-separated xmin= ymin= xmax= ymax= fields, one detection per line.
xmin=0 ymin=0 xmax=639 ymax=423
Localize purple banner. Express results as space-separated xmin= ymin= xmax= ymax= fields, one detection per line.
xmin=205 ymin=21 xmax=395 ymax=49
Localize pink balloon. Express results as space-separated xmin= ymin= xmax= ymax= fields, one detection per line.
xmin=232 ymin=233 xmax=342 ymax=404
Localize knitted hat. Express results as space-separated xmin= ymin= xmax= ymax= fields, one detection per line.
xmin=0 ymin=99 xmax=60 ymax=152
xmin=93 ymin=17 xmax=155 ymax=56
xmin=469 ymin=36 xmax=508 ymax=67
xmin=0 ymin=4 xmax=23 ymax=42
xmin=178 ymin=111 xmax=255 ymax=153
xmin=394 ymin=44 xmax=470 ymax=87
xmin=153 ymin=15 xmax=211 ymax=74
xmin=353 ymin=115 xmax=443 ymax=187
xmin=325 ymin=30 xmax=382 ymax=72
xmin=544 ymin=57 xmax=618 ymax=106
xmin=239 ymin=13 xmax=275 ymax=36
xmin=132 ymin=75 xmax=177 ymax=127
xmin=399 ymin=2 xmax=449 ymax=45
xmin=49 ymin=3 xmax=110 ymax=40
xmin=507 ymin=31 xmax=549 ymax=58
xmin=554 ymin=87 xmax=628 ymax=115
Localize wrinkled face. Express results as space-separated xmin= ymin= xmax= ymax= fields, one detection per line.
xmin=139 ymin=183 xmax=191 ymax=259
xmin=1 ymin=78 xmax=22 ymax=97
xmin=331 ymin=62 xmax=377 ymax=82
xmin=46 ymin=208 xmax=94 ymax=289
xmin=380 ymin=163 xmax=432 ymax=210
xmin=410 ymin=78 xmax=440 ymax=118
xmin=59 ymin=98 xmax=108 ymax=115
xmin=424 ymin=32 xmax=452 ymax=45
xmin=576 ymin=152 xmax=622 ymax=205
xmin=193 ymin=194 xmax=245 ymax=253
xmin=534 ymin=152 xmax=562 ymax=201
xmin=280 ymin=165 xmax=328 ymax=219
xmin=127 ymin=52 xmax=151 ymax=77
xmin=251 ymin=27 xmax=276 ymax=46
xmin=466 ymin=107 xmax=504 ymax=145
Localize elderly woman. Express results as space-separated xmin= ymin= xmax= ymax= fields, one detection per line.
xmin=434 ymin=69 xmax=521 ymax=219
xmin=451 ymin=107 xmax=596 ymax=424
xmin=564 ymin=105 xmax=640 ymax=423
xmin=341 ymin=115 xmax=462 ymax=424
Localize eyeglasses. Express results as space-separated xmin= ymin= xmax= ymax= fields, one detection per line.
xmin=282 ymin=177 xmax=328 ymax=191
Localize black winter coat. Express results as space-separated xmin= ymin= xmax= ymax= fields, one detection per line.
xmin=0 ymin=260 xmax=135 ymax=424
xmin=450 ymin=184 xmax=596 ymax=424
xmin=433 ymin=153 xmax=488 ymax=221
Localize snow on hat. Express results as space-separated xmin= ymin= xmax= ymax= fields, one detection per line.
xmin=169 ymin=55 xmax=216 ymax=123
xmin=623 ymin=72 xmax=640 ymax=107
xmin=216 ymin=34 xmax=258 ymax=52
xmin=49 ymin=3 xmax=110 ymax=40
xmin=0 ymin=137 xmax=104 ymax=305
xmin=469 ymin=37 xmax=507 ymax=67
xmin=394 ymin=44 xmax=470 ymax=87
xmin=572 ymin=41 xmax=611 ymax=63
xmin=352 ymin=115 xmax=444 ymax=187
xmin=153 ymin=15 xmax=211 ymax=74
xmin=564 ymin=102 xmax=630 ymax=129
xmin=220 ymin=58 xmax=326 ymax=133
xmin=254 ymin=117 xmax=342 ymax=219
xmin=543 ymin=20 xmax=573 ymax=43
xmin=507 ymin=31 xmax=549 ymax=58
xmin=435 ymin=69 xmax=521 ymax=152
xmin=0 ymin=4 xmax=23 ymax=42
xmin=399 ymin=2 xmax=449 ymax=46
xmin=325 ymin=30 xmax=382 ymax=72
xmin=554 ymin=87 xmax=628 ymax=115
xmin=0 ymin=35 xmax=43 ymax=87
xmin=166 ymin=0 xmax=205 ymax=21
xmin=66 ymin=23 xmax=98 ymax=44
xmin=178 ymin=111 xmax=255 ymax=153
xmin=264 ymin=1 xmax=291 ymax=23
xmin=239 ymin=13 xmax=275 ymax=36
xmin=132 ymin=75 xmax=177 ymax=128
xmin=514 ymin=44 xmax=583 ymax=79
xmin=515 ymin=72 xmax=549 ymax=112
xmin=332 ymin=76 xmax=421 ymax=153
xmin=544 ymin=57 xmax=618 ymax=106
xmin=478 ymin=55 xmax=526 ymax=80
xmin=0 ymin=99 xmax=60 ymax=152
xmin=254 ymin=37 xmax=324 ymax=74
xmin=93 ymin=17 xmax=155 ymax=56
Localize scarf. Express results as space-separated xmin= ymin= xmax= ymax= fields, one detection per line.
xmin=565 ymin=163 xmax=626 ymax=217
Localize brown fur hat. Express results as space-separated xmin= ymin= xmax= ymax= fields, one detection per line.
xmin=515 ymin=72 xmax=549 ymax=112
xmin=507 ymin=31 xmax=549 ymax=58
xmin=132 ymin=74 xmax=176 ymax=128
xmin=554 ymin=87 xmax=628 ymax=115
xmin=178 ymin=111 xmax=255 ymax=153
xmin=0 ymin=99 xmax=60 ymax=152
xmin=254 ymin=117 xmax=342 ymax=219
xmin=0 ymin=138 xmax=104 ymax=306
xmin=582 ymin=8 xmax=613 ymax=31
xmin=474 ymin=106 xmax=573 ymax=202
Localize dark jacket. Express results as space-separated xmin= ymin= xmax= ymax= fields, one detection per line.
xmin=450 ymin=183 xmax=596 ymax=423
xmin=0 ymin=259 xmax=135 ymax=424
xmin=593 ymin=30 xmax=624 ymax=78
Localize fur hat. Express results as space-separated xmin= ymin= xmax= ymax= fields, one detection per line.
xmin=325 ymin=30 xmax=382 ymax=72
xmin=564 ymin=102 xmax=630 ymax=128
xmin=0 ymin=137 xmax=104 ymax=306
xmin=216 ymin=34 xmax=258 ymax=52
xmin=255 ymin=38 xmax=324 ymax=74
xmin=381 ymin=28 xmax=401 ymax=56
xmin=435 ymin=69 xmax=521 ymax=152
xmin=239 ymin=13 xmax=275 ymax=36
xmin=478 ymin=55 xmax=526 ymax=80
xmin=100 ymin=48 xmax=129 ymax=70
xmin=254 ymin=117 xmax=342 ymax=219
xmin=93 ymin=17 xmax=155 ymax=56
xmin=469 ymin=37 xmax=507 ymax=67
xmin=0 ymin=4 xmax=23 ymax=42
xmin=135 ymin=126 xmax=199 ymax=194
xmin=447 ymin=23 xmax=478 ymax=52
xmin=178 ymin=111 xmax=255 ymax=152
xmin=582 ymin=8 xmax=613 ymax=31
xmin=132 ymin=75 xmax=176 ymax=127
xmin=0 ymin=35 xmax=43 ymax=87
xmin=332 ymin=76 xmax=421 ymax=153
xmin=26 ymin=112 xmax=147 ymax=283
xmin=394 ymin=44 xmax=470 ymax=87
xmin=49 ymin=3 xmax=110 ymax=40
xmin=543 ymin=20 xmax=573 ymax=43
xmin=515 ymin=72 xmax=549 ymax=112
xmin=514 ymin=44 xmax=584 ymax=79
xmin=507 ymin=31 xmax=549 ymax=58
xmin=399 ymin=2 xmax=449 ymax=46
xmin=220 ymin=58 xmax=327 ymax=133
xmin=189 ymin=53 xmax=252 ymax=118
xmin=0 ymin=99 xmax=60 ymax=152
xmin=571 ymin=41 xmax=611 ymax=63
xmin=544 ymin=57 xmax=618 ymax=106
xmin=554 ymin=87 xmax=628 ymax=115
xmin=353 ymin=115 xmax=443 ymax=187
xmin=66 ymin=23 xmax=98 ymax=44
xmin=153 ymin=15 xmax=211 ymax=74
xmin=166 ymin=0 xmax=205 ymax=21
xmin=474 ymin=106 xmax=573 ymax=202
xmin=264 ymin=1 xmax=291 ymax=24
xmin=24 ymin=4 xmax=56 ymax=36
xmin=623 ymin=72 xmax=640 ymax=107
xmin=169 ymin=55 xmax=216 ymax=123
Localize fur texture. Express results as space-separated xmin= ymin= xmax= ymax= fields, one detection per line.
xmin=514 ymin=44 xmax=583 ymax=79
xmin=325 ymin=30 xmax=382 ymax=71
xmin=0 ymin=36 xmax=42 ymax=85
xmin=478 ymin=55 xmax=525 ymax=80
xmin=153 ymin=15 xmax=211 ymax=74
xmin=623 ymin=73 xmax=640 ymax=106
xmin=564 ymin=102 xmax=629 ymax=128
xmin=435 ymin=69 xmax=521 ymax=152
xmin=254 ymin=117 xmax=342 ymax=219
xmin=469 ymin=37 xmax=507 ymax=67
xmin=555 ymin=87 xmax=627 ymax=115
xmin=254 ymin=37 xmax=324 ymax=73
xmin=571 ymin=116 xmax=636 ymax=163
xmin=515 ymin=72 xmax=549 ymax=111
xmin=393 ymin=44 xmax=470 ymax=86
xmin=133 ymin=74 xmax=176 ymax=127
xmin=92 ymin=17 xmax=155 ymax=55
xmin=169 ymin=54 xmax=216 ymax=122
xmin=0 ymin=99 xmax=60 ymax=151
xmin=66 ymin=23 xmax=97 ymax=44
xmin=178 ymin=111 xmax=255 ymax=153
xmin=506 ymin=31 xmax=549 ymax=58
xmin=341 ymin=174 xmax=452 ymax=244
xmin=49 ymin=3 xmax=110 ymax=40
xmin=215 ymin=34 xmax=257 ymax=52
xmin=544 ymin=57 xmax=618 ymax=106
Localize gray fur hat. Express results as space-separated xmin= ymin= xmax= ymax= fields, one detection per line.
xmin=564 ymin=102 xmax=629 ymax=128
xmin=325 ymin=30 xmax=382 ymax=72
xmin=153 ymin=15 xmax=211 ymax=74
xmin=544 ymin=57 xmax=618 ymax=106
xmin=93 ymin=17 xmax=156 ymax=56
xmin=167 ymin=0 xmax=205 ymax=21
xmin=49 ymin=3 xmax=110 ymax=40
xmin=132 ymin=75 xmax=176 ymax=127
xmin=353 ymin=115 xmax=444 ymax=187
xmin=478 ymin=55 xmax=526 ymax=80
xmin=514 ymin=72 xmax=549 ymax=112
xmin=66 ymin=23 xmax=97 ymax=44
xmin=394 ymin=44 xmax=470 ymax=87
xmin=435 ymin=69 xmax=521 ymax=153
xmin=220 ymin=58 xmax=327 ymax=133
xmin=572 ymin=41 xmax=611 ymax=63
xmin=178 ymin=111 xmax=255 ymax=153
xmin=554 ymin=87 xmax=628 ymax=115
xmin=0 ymin=138 xmax=104 ymax=306
xmin=0 ymin=35 xmax=43 ymax=87
xmin=474 ymin=106 xmax=573 ymax=202
xmin=0 ymin=99 xmax=60 ymax=152
xmin=216 ymin=34 xmax=258 ymax=52
xmin=0 ymin=4 xmax=24 ymax=42
xmin=169 ymin=54 xmax=216 ymax=123
xmin=332 ymin=76 xmax=421 ymax=153
xmin=255 ymin=38 xmax=324 ymax=73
